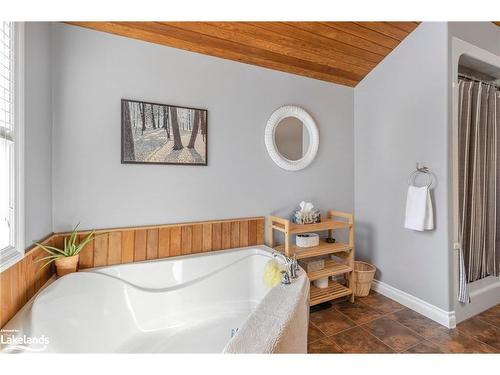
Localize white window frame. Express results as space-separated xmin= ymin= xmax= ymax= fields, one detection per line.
xmin=0 ymin=22 xmax=24 ymax=272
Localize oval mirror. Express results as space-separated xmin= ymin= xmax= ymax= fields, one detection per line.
xmin=265 ymin=106 xmax=318 ymax=171
xmin=274 ymin=116 xmax=310 ymax=161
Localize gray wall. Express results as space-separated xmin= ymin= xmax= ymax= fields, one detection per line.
xmin=24 ymin=22 xmax=53 ymax=247
xmin=51 ymin=23 xmax=354 ymax=232
xmin=448 ymin=22 xmax=500 ymax=56
xmin=354 ymin=22 xmax=451 ymax=310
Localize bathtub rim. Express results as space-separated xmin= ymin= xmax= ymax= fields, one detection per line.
xmin=82 ymin=244 xmax=275 ymax=274
xmin=1 ymin=244 xmax=308 ymax=353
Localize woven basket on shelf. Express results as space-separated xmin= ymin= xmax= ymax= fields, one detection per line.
xmin=352 ymin=261 xmax=376 ymax=297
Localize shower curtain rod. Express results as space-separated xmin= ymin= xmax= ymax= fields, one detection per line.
xmin=458 ymin=73 xmax=500 ymax=89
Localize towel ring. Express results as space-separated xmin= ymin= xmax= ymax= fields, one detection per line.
xmin=408 ymin=164 xmax=432 ymax=187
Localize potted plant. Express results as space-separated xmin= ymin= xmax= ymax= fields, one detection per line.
xmin=36 ymin=224 xmax=97 ymax=277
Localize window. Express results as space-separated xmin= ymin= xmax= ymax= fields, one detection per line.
xmin=0 ymin=22 xmax=23 ymax=271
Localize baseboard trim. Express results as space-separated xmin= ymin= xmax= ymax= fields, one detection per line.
xmin=371 ymin=280 xmax=456 ymax=328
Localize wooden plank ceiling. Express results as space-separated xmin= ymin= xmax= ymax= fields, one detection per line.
xmin=69 ymin=22 xmax=421 ymax=87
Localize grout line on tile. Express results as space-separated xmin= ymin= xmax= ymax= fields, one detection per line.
xmin=356 ymin=324 xmax=396 ymax=353
xmin=470 ymin=315 xmax=500 ymax=331
xmin=307 ymin=336 xmax=345 ymax=354
xmin=403 ymin=341 xmax=423 ymax=353
xmin=358 ymin=319 xmax=424 ymax=353
xmin=324 ymin=325 xmax=360 ymax=339
xmin=426 ymin=329 xmax=499 ymax=354
xmin=454 ymin=330 xmax=499 ymax=353
xmin=402 ymin=339 xmax=439 ymax=354
xmin=333 ymin=305 xmax=383 ymax=326
xmin=355 ymin=297 xmax=407 ymax=316
xmin=308 ymin=318 xmax=342 ymax=339
xmin=330 ymin=306 xmax=362 ymax=327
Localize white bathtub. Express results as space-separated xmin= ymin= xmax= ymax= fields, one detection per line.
xmin=1 ymin=245 xmax=309 ymax=353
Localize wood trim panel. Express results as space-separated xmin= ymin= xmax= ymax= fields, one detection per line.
xmin=0 ymin=235 xmax=55 ymax=328
xmin=66 ymin=22 xmax=421 ymax=87
xmin=0 ymin=217 xmax=265 ymax=328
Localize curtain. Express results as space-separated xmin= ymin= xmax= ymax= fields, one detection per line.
xmin=457 ymin=79 xmax=500 ymax=303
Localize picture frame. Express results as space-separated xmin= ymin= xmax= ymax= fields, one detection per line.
xmin=121 ymin=99 xmax=208 ymax=166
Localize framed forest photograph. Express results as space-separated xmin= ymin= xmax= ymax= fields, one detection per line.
xmin=121 ymin=99 xmax=208 ymax=165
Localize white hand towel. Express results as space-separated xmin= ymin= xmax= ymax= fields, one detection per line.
xmin=404 ymin=185 xmax=434 ymax=231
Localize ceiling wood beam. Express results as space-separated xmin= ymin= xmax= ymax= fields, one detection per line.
xmin=354 ymin=22 xmax=410 ymax=40
xmin=134 ymin=22 xmax=361 ymax=84
xmin=177 ymin=22 xmax=372 ymax=74
xmin=386 ymin=22 xmax=420 ymax=33
xmin=247 ymin=22 xmax=384 ymax=64
xmin=289 ymin=22 xmax=392 ymax=56
xmin=217 ymin=22 xmax=377 ymax=73
xmin=322 ymin=22 xmax=401 ymax=49
xmin=70 ymin=22 xmax=358 ymax=86
xmin=67 ymin=21 xmax=422 ymax=87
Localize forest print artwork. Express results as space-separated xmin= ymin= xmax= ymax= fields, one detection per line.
xmin=121 ymin=99 xmax=207 ymax=165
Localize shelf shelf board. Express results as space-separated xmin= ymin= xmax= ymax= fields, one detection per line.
xmin=307 ymin=260 xmax=352 ymax=281
xmin=275 ymin=240 xmax=352 ymax=259
xmin=331 ymin=251 xmax=350 ymax=259
xmin=310 ymin=280 xmax=352 ymax=306
xmin=289 ymin=219 xmax=352 ymax=234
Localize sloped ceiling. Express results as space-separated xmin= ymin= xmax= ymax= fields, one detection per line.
xmin=68 ymin=22 xmax=423 ymax=87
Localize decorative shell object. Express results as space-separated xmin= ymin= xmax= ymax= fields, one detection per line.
xmin=292 ymin=201 xmax=321 ymax=224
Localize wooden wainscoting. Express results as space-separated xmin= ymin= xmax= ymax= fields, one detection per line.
xmin=0 ymin=217 xmax=264 ymax=328
xmin=61 ymin=217 xmax=265 ymax=269
xmin=0 ymin=235 xmax=55 ymax=328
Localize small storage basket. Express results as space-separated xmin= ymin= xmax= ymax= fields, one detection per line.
xmin=352 ymin=261 xmax=376 ymax=297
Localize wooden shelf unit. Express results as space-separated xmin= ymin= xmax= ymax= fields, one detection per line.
xmin=310 ymin=280 xmax=353 ymax=306
xmin=274 ymin=240 xmax=351 ymax=259
xmin=307 ymin=259 xmax=352 ymax=281
xmin=268 ymin=210 xmax=355 ymax=306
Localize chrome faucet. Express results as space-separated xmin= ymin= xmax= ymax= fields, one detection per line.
xmin=273 ymin=252 xmax=300 ymax=284
xmin=291 ymin=254 xmax=300 ymax=278
xmin=280 ymin=270 xmax=291 ymax=284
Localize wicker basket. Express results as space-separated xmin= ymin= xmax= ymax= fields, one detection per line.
xmin=352 ymin=261 xmax=376 ymax=297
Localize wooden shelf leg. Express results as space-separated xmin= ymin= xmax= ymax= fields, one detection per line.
xmin=348 ymin=271 xmax=355 ymax=303
xmin=268 ymin=221 xmax=274 ymax=248
xmin=284 ymin=220 xmax=290 ymax=257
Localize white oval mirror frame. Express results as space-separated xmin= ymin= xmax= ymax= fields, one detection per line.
xmin=265 ymin=105 xmax=319 ymax=171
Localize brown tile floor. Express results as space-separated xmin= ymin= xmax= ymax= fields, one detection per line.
xmin=308 ymin=291 xmax=500 ymax=354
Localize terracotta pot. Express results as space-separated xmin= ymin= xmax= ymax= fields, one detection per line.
xmin=55 ymin=254 xmax=79 ymax=277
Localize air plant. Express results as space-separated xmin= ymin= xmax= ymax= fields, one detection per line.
xmin=35 ymin=224 xmax=96 ymax=271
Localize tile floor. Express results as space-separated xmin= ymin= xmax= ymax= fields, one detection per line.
xmin=308 ymin=291 xmax=500 ymax=353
